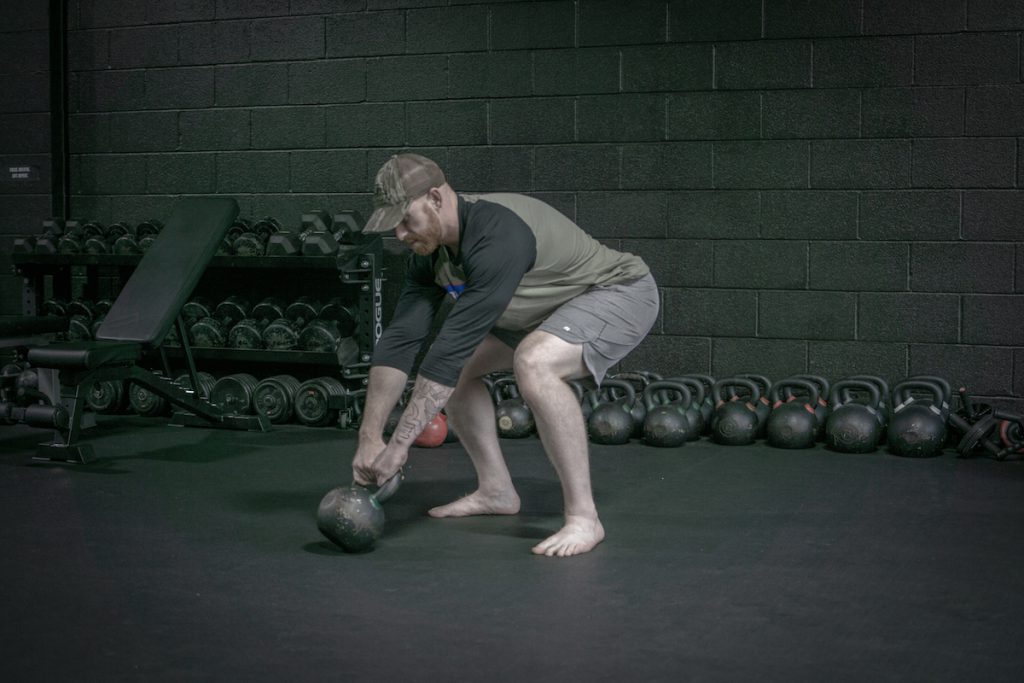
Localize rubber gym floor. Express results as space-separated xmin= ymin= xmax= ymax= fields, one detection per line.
xmin=2 ymin=417 xmax=1023 ymax=682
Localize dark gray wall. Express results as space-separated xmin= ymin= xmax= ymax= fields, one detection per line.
xmin=4 ymin=0 xmax=1023 ymax=408
xmin=0 ymin=4 xmax=52 ymax=314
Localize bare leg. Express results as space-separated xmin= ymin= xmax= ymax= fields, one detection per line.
xmin=428 ymin=335 xmax=521 ymax=517
xmin=514 ymin=331 xmax=605 ymax=557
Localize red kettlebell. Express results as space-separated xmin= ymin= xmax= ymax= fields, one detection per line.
xmin=414 ymin=412 xmax=448 ymax=448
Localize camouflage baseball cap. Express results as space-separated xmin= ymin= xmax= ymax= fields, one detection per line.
xmin=364 ymin=153 xmax=447 ymax=233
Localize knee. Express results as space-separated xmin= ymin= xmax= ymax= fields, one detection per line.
xmin=512 ymin=338 xmax=555 ymax=392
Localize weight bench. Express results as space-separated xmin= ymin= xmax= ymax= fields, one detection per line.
xmin=27 ymin=197 xmax=270 ymax=464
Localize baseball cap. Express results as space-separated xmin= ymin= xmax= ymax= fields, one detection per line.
xmin=364 ymin=153 xmax=447 ymax=233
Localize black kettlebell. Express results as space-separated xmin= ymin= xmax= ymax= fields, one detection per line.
xmin=671 ymin=376 xmax=706 ymax=440
xmin=588 ymin=378 xmax=637 ymax=445
xmin=681 ymin=373 xmax=715 ymax=432
xmin=710 ymin=377 xmax=761 ymax=446
xmin=845 ymin=374 xmax=890 ymax=442
xmin=826 ymin=379 xmax=883 ymax=453
xmin=888 ymin=380 xmax=947 ymax=458
xmin=740 ymin=374 xmax=773 ymax=437
xmin=766 ymin=379 xmax=820 ymax=449
xmin=491 ymin=376 xmax=535 ymax=438
xmin=790 ymin=374 xmax=830 ymax=438
xmin=642 ymin=380 xmax=694 ymax=448
xmin=612 ymin=372 xmax=653 ymax=438
xmin=317 ymin=471 xmax=403 ymax=553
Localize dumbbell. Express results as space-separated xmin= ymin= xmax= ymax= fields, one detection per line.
xmin=260 ymin=297 xmax=318 ymax=351
xmin=58 ymin=220 xmax=103 ymax=254
xmin=86 ymin=380 xmax=127 ymax=414
xmin=266 ymin=214 xmax=318 ymax=256
xmin=42 ymin=298 xmax=68 ymax=317
xmin=301 ymin=210 xmax=344 ymax=256
xmin=34 ymin=219 xmax=72 ymax=254
xmin=318 ymin=297 xmax=358 ymax=337
xmin=252 ymin=374 xmax=302 ymax=424
xmin=298 ymin=299 xmax=358 ymax=353
xmin=233 ymin=217 xmax=281 ymax=256
xmin=84 ymin=222 xmax=131 ymax=255
xmin=128 ymin=381 xmax=168 ymax=417
xmin=136 ymin=219 xmax=163 ymax=252
xmin=227 ymin=296 xmax=286 ymax=349
xmin=67 ymin=299 xmax=99 ymax=341
xmin=14 ymin=218 xmax=62 ymax=253
xmin=190 ymin=295 xmax=250 ymax=348
xmin=332 ymin=209 xmax=365 ymax=245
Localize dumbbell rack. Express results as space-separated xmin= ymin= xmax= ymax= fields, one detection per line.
xmin=11 ymin=234 xmax=384 ymax=390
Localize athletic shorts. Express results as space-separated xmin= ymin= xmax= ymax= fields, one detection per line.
xmin=492 ymin=272 xmax=659 ymax=385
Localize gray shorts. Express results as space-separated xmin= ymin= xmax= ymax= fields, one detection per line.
xmin=493 ymin=273 xmax=659 ymax=385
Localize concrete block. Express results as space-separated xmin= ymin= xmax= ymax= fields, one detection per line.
xmin=622 ymin=45 xmax=713 ymax=92
xmin=577 ymin=191 xmax=666 ymax=239
xmin=216 ymin=151 xmax=290 ymax=193
xmin=963 ymin=295 xmax=1024 ymax=345
xmin=759 ymin=291 xmax=856 ymax=340
xmin=666 ymin=191 xmax=760 ymax=239
xmin=860 ymin=191 xmax=960 ymax=241
xmin=912 ymin=243 xmax=1015 ymax=294
xmin=491 ymin=98 xmax=575 ymax=144
xmin=862 ymin=87 xmax=964 ymax=137
xmin=109 ymin=112 xmax=178 ymax=153
xmin=762 ymin=191 xmax=858 ymax=240
xmin=327 ymin=102 xmax=407 ymax=148
xmin=667 ymin=92 xmax=759 ymax=140
xmin=763 ymin=89 xmax=860 ymax=139
xmin=809 ymin=242 xmax=909 ymax=291
xmin=288 ymin=60 xmax=365 ymax=104
xmin=714 ymin=241 xmax=807 ymax=289
xmin=215 ymin=64 xmax=288 ymax=106
xmin=859 ymin=292 xmax=959 ymax=343
xmin=621 ymin=142 xmax=713 ymax=190
xmin=366 ymin=55 xmax=447 ymax=101
xmin=809 ymin=341 xmax=909 ymax=384
xmin=534 ymin=145 xmax=619 ymax=191
xmin=862 ymin=0 xmax=966 ymax=34
xmin=449 ymin=52 xmax=532 ymax=99
xmin=667 ymin=0 xmax=761 ymax=42
xmin=716 ymin=40 xmax=812 ymax=89
xmin=813 ymin=37 xmax=913 ymax=87
xmin=290 ymin=150 xmax=367 ymax=193
xmin=406 ymin=5 xmax=487 ymax=54
xmin=713 ymin=338 xmax=808 ymax=380
xmin=76 ymin=154 xmax=147 ymax=194
xmin=916 ymin=33 xmax=1018 ymax=85
xmin=663 ymin=288 xmax=757 ymax=337
xmin=109 ymin=26 xmax=178 ymax=68
xmin=534 ymin=48 xmax=620 ymax=96
xmin=765 ymin=0 xmax=861 ymax=38
xmin=447 ymin=147 xmax=533 ymax=192
xmin=144 ymin=68 xmax=215 ymax=110
xmin=621 ymin=239 xmax=714 ymax=288
xmin=407 ymin=102 xmax=487 ymax=146
xmin=968 ymin=0 xmax=1024 ymax=29
xmin=252 ymin=107 xmax=324 ymax=149
xmin=624 ymin=335 xmax=712 ymax=378
xmin=909 ymin=344 xmax=1014 ymax=396
xmin=715 ymin=141 xmax=808 ymax=189
xmin=966 ymin=86 xmax=1024 ymax=136
xmin=179 ymin=20 xmax=251 ymax=65
xmin=147 ymin=153 xmax=215 ymax=194
xmin=179 ymin=110 xmax=250 ymax=151
xmin=491 ymin=0 xmax=574 ymax=50
xmin=580 ymin=0 xmax=666 ymax=47
xmin=578 ymin=94 xmax=665 ymax=142
xmin=811 ymin=140 xmax=910 ymax=189
xmin=912 ymin=138 xmax=1016 ymax=189
xmin=327 ymin=11 xmax=404 ymax=58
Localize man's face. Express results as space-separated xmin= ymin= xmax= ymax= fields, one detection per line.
xmin=395 ymin=195 xmax=442 ymax=256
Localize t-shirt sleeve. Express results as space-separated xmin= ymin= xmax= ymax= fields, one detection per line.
xmin=416 ymin=205 xmax=536 ymax=387
xmin=371 ymin=253 xmax=445 ymax=376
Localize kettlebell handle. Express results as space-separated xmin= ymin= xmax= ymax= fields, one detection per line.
xmin=829 ymin=379 xmax=881 ymax=410
xmin=368 ymin=469 xmax=403 ymax=504
xmin=770 ymin=378 xmax=820 ymax=409
xmin=893 ymin=380 xmax=945 ymax=409
xmin=643 ymin=380 xmax=692 ymax=411
xmin=712 ymin=377 xmax=760 ymax=406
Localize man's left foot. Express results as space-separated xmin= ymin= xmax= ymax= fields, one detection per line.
xmin=531 ymin=515 xmax=605 ymax=557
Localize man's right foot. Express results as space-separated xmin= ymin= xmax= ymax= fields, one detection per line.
xmin=428 ymin=489 xmax=521 ymax=517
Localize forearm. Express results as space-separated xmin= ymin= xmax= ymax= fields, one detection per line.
xmin=358 ymin=365 xmax=411 ymax=441
xmin=389 ymin=375 xmax=454 ymax=449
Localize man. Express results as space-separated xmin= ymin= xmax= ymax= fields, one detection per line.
xmin=352 ymin=153 xmax=658 ymax=557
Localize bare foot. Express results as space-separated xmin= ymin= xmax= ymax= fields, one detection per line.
xmin=428 ymin=489 xmax=521 ymax=518
xmin=532 ymin=515 xmax=605 ymax=557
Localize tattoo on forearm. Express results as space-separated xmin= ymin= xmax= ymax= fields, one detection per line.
xmin=396 ymin=379 xmax=453 ymax=443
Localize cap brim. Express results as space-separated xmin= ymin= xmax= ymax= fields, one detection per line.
xmin=364 ymin=202 xmax=409 ymax=233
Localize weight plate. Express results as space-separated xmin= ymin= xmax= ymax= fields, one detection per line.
xmin=262 ymin=318 xmax=299 ymax=350
xmin=128 ymin=383 xmax=166 ymax=417
xmin=253 ymin=375 xmax=301 ymax=424
xmin=86 ymin=380 xmax=124 ymax=414
xmin=228 ymin=319 xmax=267 ymax=349
xmin=298 ymin=320 xmax=340 ymax=353
xmin=210 ymin=373 xmax=258 ymax=415
xmin=191 ymin=317 xmax=227 ymax=347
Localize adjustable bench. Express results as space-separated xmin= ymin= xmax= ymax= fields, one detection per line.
xmin=27 ymin=197 xmax=270 ymax=463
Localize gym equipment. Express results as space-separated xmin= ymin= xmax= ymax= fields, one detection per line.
xmin=414 ymin=413 xmax=448 ymax=447
xmin=680 ymin=373 xmax=715 ymax=433
xmin=191 ymin=296 xmax=251 ymax=348
xmin=710 ymin=377 xmax=761 ymax=446
xmin=173 ymin=371 xmax=217 ymax=400
xmin=252 ymin=374 xmax=301 ymax=424
xmin=587 ymin=378 xmax=637 ymax=445
xmin=671 ymin=376 xmax=706 ymax=439
xmin=641 ymin=380 xmax=694 ymax=448
xmin=85 ymin=380 xmax=126 ymax=414
xmin=233 ymin=216 xmax=281 ymax=256
xmin=25 ymin=198 xmax=270 ymax=463
xmin=612 ymin=372 xmax=655 ymax=438
xmin=949 ymin=388 xmax=1024 ymax=461
xmin=14 ymin=219 xmax=63 ymax=254
xmin=317 ymin=470 xmax=403 ymax=553
xmin=294 ymin=376 xmax=349 ymax=427
xmin=845 ymin=374 xmax=890 ymax=442
xmin=739 ymin=374 xmax=773 ymax=437
xmin=128 ymin=381 xmax=169 ymax=417
xmin=262 ymin=317 xmax=302 ymax=350
xmin=58 ymin=220 xmax=103 ymax=254
xmin=765 ymin=379 xmax=820 ymax=449
xmin=210 ymin=373 xmax=259 ymax=415
xmin=84 ymin=222 xmax=131 ymax=254
xmin=136 ymin=219 xmax=163 ymax=252
xmin=789 ymin=375 xmax=830 ymax=439
xmin=298 ymin=318 xmax=344 ymax=353
xmin=887 ymin=380 xmax=947 ymax=458
xmin=492 ymin=376 xmax=534 ymax=439
xmin=318 ymin=298 xmax=358 ymax=337
xmin=825 ymin=379 xmax=882 ymax=453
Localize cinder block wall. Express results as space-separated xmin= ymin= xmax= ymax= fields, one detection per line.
xmin=0 ymin=4 xmax=52 ymax=313
xmin=12 ymin=0 xmax=1024 ymax=407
